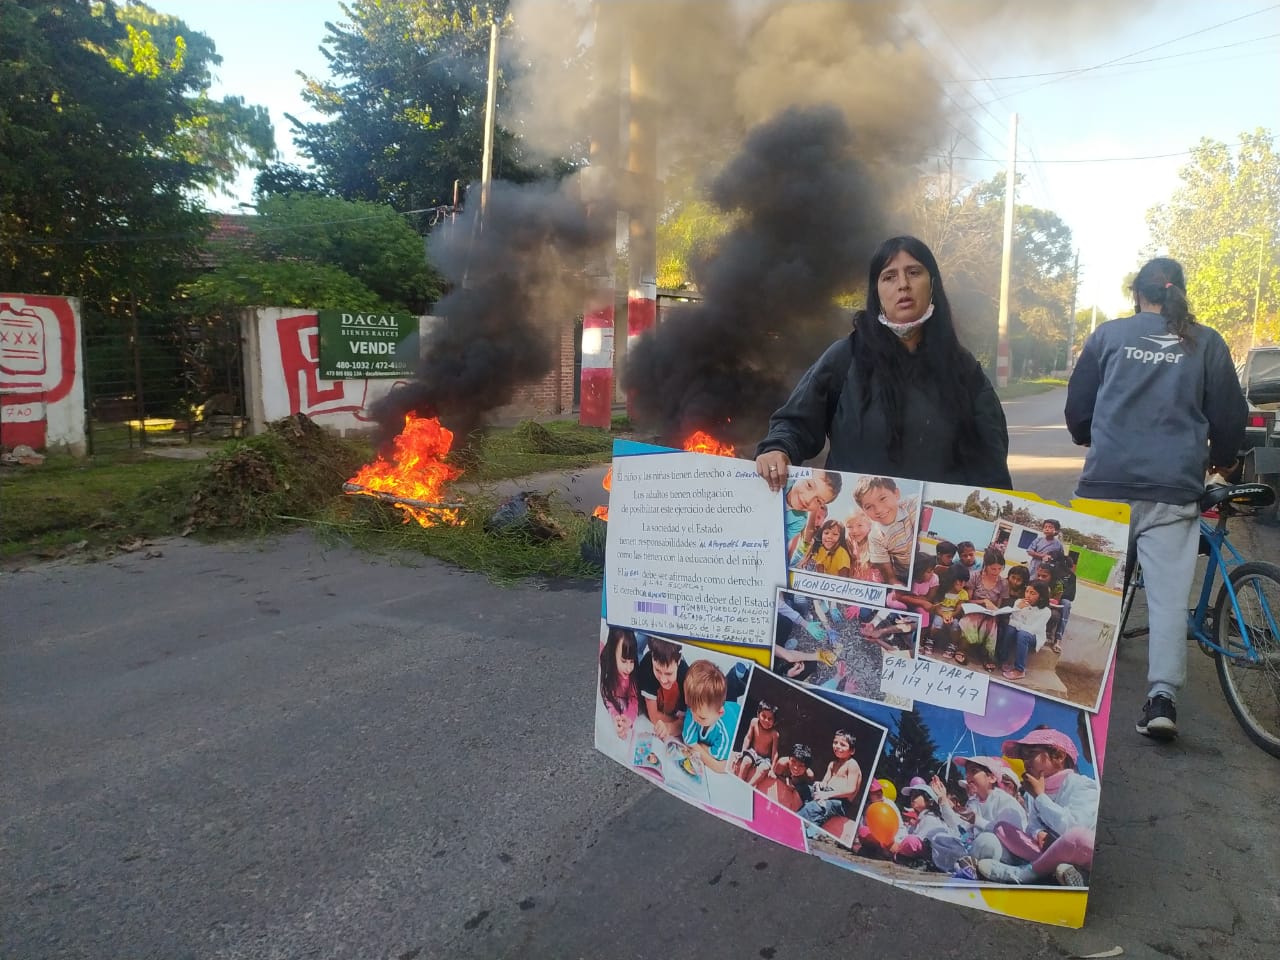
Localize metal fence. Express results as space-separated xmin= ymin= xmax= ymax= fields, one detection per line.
xmin=81 ymin=304 xmax=245 ymax=454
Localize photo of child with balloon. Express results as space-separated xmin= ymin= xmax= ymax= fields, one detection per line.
xmin=732 ymin=667 xmax=888 ymax=848
xmin=803 ymin=684 xmax=1100 ymax=887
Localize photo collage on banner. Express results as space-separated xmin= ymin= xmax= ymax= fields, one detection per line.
xmin=597 ymin=440 xmax=1128 ymax=928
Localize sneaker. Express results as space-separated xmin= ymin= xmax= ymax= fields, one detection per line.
xmin=1054 ymin=864 xmax=1086 ymax=887
xmin=1136 ymin=694 xmax=1178 ymax=739
xmin=976 ymin=858 xmax=1034 ymax=885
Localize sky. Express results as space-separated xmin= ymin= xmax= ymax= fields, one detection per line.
xmin=159 ymin=0 xmax=1280 ymax=317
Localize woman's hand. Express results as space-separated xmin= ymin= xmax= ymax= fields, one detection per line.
xmin=756 ymin=451 xmax=791 ymax=493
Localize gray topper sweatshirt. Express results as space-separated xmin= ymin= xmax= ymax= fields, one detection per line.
xmin=1064 ymin=311 xmax=1246 ymax=504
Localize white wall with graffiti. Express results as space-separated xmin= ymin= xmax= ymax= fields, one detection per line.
xmin=240 ymin=308 xmax=436 ymax=436
xmin=0 ymin=294 xmax=87 ymax=454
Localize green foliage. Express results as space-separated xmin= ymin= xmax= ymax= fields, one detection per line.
xmin=0 ymin=1 xmax=274 ymax=309
xmin=183 ymin=195 xmax=444 ymax=312
xmin=657 ymin=199 xmax=737 ymax=289
xmin=291 ymin=0 xmax=562 ymax=212
xmin=0 ymin=453 xmax=204 ymax=558
xmin=915 ymin=171 xmax=1076 ymax=374
xmin=1146 ymin=129 xmax=1279 ymax=355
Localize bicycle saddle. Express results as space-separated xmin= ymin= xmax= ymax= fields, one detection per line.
xmin=1199 ymin=482 xmax=1277 ymax=511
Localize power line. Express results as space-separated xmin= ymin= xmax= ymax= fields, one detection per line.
xmin=924 ymin=141 xmax=1255 ymax=165
xmin=945 ymin=31 xmax=1280 ymax=83
xmin=973 ymin=4 xmax=1280 ymax=108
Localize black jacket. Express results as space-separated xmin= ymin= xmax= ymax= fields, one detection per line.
xmin=756 ymin=333 xmax=1012 ymax=489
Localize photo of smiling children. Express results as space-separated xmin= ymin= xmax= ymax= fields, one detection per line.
xmin=784 ymin=470 xmax=923 ymax=591
xmin=733 ymin=669 xmax=887 ymax=849
xmin=914 ymin=483 xmax=1126 ymax=713
xmin=802 ymin=696 xmax=1098 ymax=889
xmin=594 ymin=625 xmax=756 ymax=818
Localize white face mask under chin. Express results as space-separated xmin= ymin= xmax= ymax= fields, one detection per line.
xmin=877 ymin=302 xmax=934 ymax=338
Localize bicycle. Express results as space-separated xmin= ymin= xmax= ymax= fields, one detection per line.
xmin=1118 ymin=481 xmax=1280 ymax=757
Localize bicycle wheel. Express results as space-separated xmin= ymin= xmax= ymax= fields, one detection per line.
xmin=1213 ymin=561 xmax=1280 ymax=758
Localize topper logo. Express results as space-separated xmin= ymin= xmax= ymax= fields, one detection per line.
xmin=1122 ymin=344 xmax=1184 ymax=364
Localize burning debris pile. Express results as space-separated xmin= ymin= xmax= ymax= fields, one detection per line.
xmin=344 ymin=414 xmax=464 ymax=527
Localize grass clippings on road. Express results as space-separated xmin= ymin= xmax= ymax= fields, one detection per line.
xmin=1 ymin=416 xmax=617 ymax=581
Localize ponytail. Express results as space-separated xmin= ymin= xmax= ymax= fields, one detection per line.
xmin=1132 ymin=257 xmax=1197 ymax=344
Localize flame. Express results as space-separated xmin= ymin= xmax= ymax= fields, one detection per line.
xmin=682 ymin=430 xmax=736 ymax=456
xmin=594 ymin=466 xmax=612 ymax=521
xmin=347 ymin=414 xmax=464 ymax=526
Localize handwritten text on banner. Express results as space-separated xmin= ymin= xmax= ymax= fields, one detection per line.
xmin=880 ymin=654 xmax=991 ymax=714
xmin=605 ymin=451 xmax=786 ymax=647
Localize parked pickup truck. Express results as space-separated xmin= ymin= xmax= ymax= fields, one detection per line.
xmin=1238 ymin=344 xmax=1280 ymax=519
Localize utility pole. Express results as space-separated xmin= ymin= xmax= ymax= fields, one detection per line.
xmin=1065 ymin=249 xmax=1079 ymax=370
xmin=996 ymin=112 xmax=1017 ymax=388
xmin=1251 ymin=233 xmax=1266 ymax=348
xmin=479 ymin=19 xmax=499 ymax=224
xmin=578 ymin=6 xmax=622 ymax=428
xmin=624 ymin=41 xmax=659 ymax=418
xmin=1091 ymin=304 xmax=1098 ymax=334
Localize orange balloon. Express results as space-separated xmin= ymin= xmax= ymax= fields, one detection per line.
xmin=865 ymin=800 xmax=899 ymax=847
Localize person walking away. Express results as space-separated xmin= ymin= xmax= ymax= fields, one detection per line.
xmin=1065 ymin=257 xmax=1246 ymax=740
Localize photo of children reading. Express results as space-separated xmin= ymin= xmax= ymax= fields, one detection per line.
xmin=732 ymin=668 xmax=887 ymax=849
xmin=802 ymin=696 xmax=1098 ymax=889
xmin=914 ymin=482 xmax=1127 ymax=713
xmin=593 ymin=625 xmax=755 ymax=819
xmin=785 ymin=470 xmax=923 ymax=590
xmin=772 ymin=588 xmax=919 ymax=709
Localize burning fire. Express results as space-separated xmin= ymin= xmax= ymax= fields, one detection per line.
xmin=346 ymin=414 xmax=464 ymax=526
xmin=593 ymin=467 xmax=612 ymax=522
xmin=682 ymin=430 xmax=736 ymax=457
xmin=593 ymin=431 xmax=734 ymax=523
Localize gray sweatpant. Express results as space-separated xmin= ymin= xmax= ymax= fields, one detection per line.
xmin=1128 ymin=499 xmax=1202 ymax=703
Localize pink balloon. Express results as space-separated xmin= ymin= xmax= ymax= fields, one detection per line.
xmin=965 ymin=685 xmax=1037 ymax=738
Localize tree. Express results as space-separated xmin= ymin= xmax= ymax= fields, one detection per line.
xmin=1146 ymin=129 xmax=1279 ymax=355
xmin=290 ymin=0 xmax=564 ymax=213
xmin=0 ymin=2 xmax=274 ymax=307
xmin=878 ymin=709 xmax=941 ymax=789
xmin=655 ymin=199 xmax=737 ymax=290
xmin=183 ymin=195 xmax=443 ymax=314
xmin=914 ymin=169 xmax=1076 ymax=375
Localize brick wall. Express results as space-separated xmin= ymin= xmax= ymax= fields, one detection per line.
xmin=496 ymin=318 xmax=582 ymax=421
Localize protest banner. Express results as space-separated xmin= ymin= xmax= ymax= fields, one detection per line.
xmin=595 ymin=440 xmax=1128 ymax=927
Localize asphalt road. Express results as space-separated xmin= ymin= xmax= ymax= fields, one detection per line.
xmin=3 ymin=387 xmax=1278 ymax=960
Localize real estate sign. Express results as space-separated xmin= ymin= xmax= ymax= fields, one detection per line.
xmin=317 ymin=310 xmax=415 ymax=379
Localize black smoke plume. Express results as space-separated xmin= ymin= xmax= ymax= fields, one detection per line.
xmin=625 ymin=105 xmax=888 ymax=446
xmin=371 ymin=179 xmax=608 ymax=446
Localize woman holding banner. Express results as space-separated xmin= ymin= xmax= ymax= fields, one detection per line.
xmin=755 ymin=235 xmax=1011 ymax=491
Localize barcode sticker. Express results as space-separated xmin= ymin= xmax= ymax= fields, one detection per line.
xmin=633 ymin=600 xmax=677 ymax=616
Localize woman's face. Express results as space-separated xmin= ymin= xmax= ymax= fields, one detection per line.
xmin=877 ymin=250 xmax=933 ymax=325
xmin=821 ymin=525 xmax=840 ymax=550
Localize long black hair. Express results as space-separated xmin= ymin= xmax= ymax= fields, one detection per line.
xmin=599 ymin=626 xmax=638 ymax=714
xmin=854 ymin=235 xmax=982 ymax=465
xmin=1132 ymin=256 xmax=1197 ymax=344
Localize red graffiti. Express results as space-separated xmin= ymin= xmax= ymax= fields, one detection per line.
xmin=276 ymin=313 xmax=372 ymax=420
